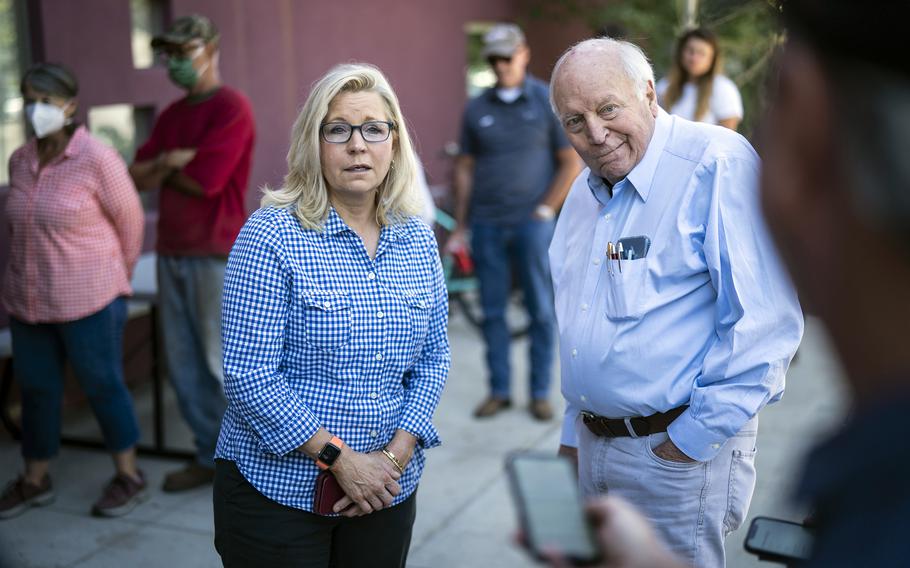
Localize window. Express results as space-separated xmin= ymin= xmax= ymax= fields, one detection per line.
xmin=88 ymin=104 xmax=155 ymax=208
xmin=0 ymin=0 xmax=29 ymax=186
xmin=464 ymin=22 xmax=496 ymax=98
xmin=130 ymin=0 xmax=166 ymax=69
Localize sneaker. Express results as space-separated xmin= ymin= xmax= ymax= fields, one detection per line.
xmin=473 ymin=397 xmax=512 ymax=418
xmin=530 ymin=400 xmax=554 ymax=421
xmin=0 ymin=475 xmax=55 ymax=519
xmin=91 ymin=471 xmax=149 ymax=517
xmin=162 ymin=462 xmax=214 ymax=493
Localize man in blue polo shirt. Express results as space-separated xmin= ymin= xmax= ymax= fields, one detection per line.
xmin=448 ymin=23 xmax=580 ymax=421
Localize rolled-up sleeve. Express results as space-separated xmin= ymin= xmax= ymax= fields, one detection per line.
xmin=668 ymin=156 xmax=804 ymax=462
xmin=221 ymin=212 xmax=320 ymax=456
xmin=397 ymin=235 xmax=450 ymax=448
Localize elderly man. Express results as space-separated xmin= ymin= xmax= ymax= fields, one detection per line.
xmin=449 ymin=23 xmax=580 ymax=421
xmin=129 ymin=14 xmax=255 ymax=492
xmin=547 ymin=38 xmax=803 ymax=566
xmin=543 ymin=2 xmax=910 ymax=567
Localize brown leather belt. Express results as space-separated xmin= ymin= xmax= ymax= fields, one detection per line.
xmin=581 ymin=405 xmax=688 ymax=438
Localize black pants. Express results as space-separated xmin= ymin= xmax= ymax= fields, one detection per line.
xmin=213 ymin=459 xmax=417 ymax=568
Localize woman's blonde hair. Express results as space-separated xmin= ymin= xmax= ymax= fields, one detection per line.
xmin=262 ymin=63 xmax=421 ymax=229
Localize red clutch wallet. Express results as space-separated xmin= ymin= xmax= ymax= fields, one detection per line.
xmin=314 ymin=470 xmax=346 ymax=515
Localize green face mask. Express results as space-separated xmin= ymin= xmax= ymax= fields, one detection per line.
xmin=167 ymin=57 xmax=199 ymax=90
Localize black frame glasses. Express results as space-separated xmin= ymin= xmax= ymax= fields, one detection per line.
xmin=320 ymin=120 xmax=395 ymax=144
xmin=487 ymin=55 xmax=513 ymax=66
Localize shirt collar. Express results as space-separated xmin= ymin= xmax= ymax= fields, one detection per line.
xmin=63 ymin=125 xmax=88 ymax=159
xmin=585 ymin=108 xmax=672 ymax=204
xmin=321 ymin=206 xmax=349 ymax=236
xmin=25 ymin=125 xmax=87 ymax=174
xmin=320 ymin=206 xmax=408 ymax=242
xmin=486 ymin=75 xmax=534 ymax=103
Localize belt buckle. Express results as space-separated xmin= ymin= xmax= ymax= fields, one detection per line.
xmin=626 ymin=416 xmax=651 ymax=437
xmin=581 ymin=411 xmax=596 ymax=423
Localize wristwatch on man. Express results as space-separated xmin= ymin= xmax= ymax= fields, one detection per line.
xmin=316 ymin=436 xmax=343 ymax=470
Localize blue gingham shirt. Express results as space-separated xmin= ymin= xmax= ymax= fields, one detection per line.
xmin=215 ymin=206 xmax=450 ymax=512
xmin=550 ymin=109 xmax=803 ymax=462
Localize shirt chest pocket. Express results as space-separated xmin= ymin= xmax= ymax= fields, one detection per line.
xmin=604 ymin=258 xmax=648 ymax=321
xmin=402 ymin=290 xmax=432 ymax=361
xmin=301 ymin=291 xmax=352 ymax=352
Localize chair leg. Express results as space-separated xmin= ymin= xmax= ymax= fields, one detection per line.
xmin=0 ymin=358 xmax=22 ymax=440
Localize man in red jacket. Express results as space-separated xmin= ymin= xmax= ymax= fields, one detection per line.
xmin=130 ymin=14 xmax=255 ymax=492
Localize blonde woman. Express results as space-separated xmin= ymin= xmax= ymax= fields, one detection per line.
xmin=212 ymin=63 xmax=450 ymax=567
xmin=656 ymin=27 xmax=743 ymax=130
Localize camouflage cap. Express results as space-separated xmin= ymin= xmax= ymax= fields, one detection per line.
xmin=151 ymin=14 xmax=219 ymax=48
xmin=481 ymin=24 xmax=526 ymax=59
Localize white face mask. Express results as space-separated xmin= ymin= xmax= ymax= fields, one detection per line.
xmin=25 ymin=101 xmax=68 ymax=138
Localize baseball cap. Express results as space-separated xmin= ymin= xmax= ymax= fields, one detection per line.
xmin=151 ymin=14 xmax=219 ymax=48
xmin=481 ymin=24 xmax=526 ymax=59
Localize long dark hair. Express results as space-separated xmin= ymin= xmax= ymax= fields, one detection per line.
xmin=21 ymin=62 xmax=80 ymax=135
xmin=662 ymin=28 xmax=720 ymax=122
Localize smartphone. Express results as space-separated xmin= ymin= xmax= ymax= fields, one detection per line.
xmin=744 ymin=516 xmax=814 ymax=563
xmin=616 ymin=235 xmax=651 ymax=260
xmin=506 ymin=452 xmax=601 ymax=565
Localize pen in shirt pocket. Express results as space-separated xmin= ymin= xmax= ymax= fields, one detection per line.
xmin=606 ymin=242 xmax=614 ymax=275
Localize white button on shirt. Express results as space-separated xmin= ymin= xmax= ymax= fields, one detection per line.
xmin=217 ymin=206 xmax=451 ymax=513
xmin=549 ymin=109 xmax=803 ymax=462
xmin=367 ymin=272 xmax=376 ymax=280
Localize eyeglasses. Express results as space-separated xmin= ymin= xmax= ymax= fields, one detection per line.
xmin=156 ymin=42 xmax=205 ymax=63
xmin=487 ymin=55 xmax=513 ymax=66
xmin=320 ymin=121 xmax=394 ymax=144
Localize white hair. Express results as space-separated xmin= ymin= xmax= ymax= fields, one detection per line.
xmin=550 ymin=37 xmax=655 ymax=113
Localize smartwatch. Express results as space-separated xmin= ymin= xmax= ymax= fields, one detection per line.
xmin=316 ymin=436 xmax=343 ymax=470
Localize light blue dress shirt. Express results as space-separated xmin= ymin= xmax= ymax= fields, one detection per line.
xmin=216 ymin=206 xmax=450 ymax=512
xmin=549 ymin=109 xmax=803 ymax=462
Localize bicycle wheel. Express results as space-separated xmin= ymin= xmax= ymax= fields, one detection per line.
xmin=452 ymin=290 xmax=529 ymax=339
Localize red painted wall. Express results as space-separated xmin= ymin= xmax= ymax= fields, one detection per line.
xmin=34 ymin=0 xmax=522 ymax=204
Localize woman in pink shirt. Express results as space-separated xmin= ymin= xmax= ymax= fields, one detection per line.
xmin=0 ymin=64 xmax=147 ymax=520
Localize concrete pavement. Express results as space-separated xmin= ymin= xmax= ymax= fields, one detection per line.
xmin=0 ymin=312 xmax=846 ymax=567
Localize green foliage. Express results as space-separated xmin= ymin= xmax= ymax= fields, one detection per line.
xmin=525 ymin=0 xmax=783 ymax=138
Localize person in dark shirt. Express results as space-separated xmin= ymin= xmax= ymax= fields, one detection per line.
xmin=129 ymin=14 xmax=255 ymax=493
xmin=542 ymin=1 xmax=910 ymax=566
xmin=448 ymin=23 xmax=580 ymax=422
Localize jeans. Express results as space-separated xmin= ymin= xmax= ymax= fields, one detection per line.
xmin=577 ymin=416 xmax=759 ymax=568
xmin=470 ymin=218 xmax=556 ymax=400
xmin=157 ymin=255 xmax=227 ymax=467
xmin=10 ymin=297 xmax=140 ymax=459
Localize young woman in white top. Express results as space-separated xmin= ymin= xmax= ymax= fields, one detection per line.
xmin=656 ymin=27 xmax=743 ymax=130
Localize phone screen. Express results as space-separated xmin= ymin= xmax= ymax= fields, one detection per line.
xmin=507 ymin=453 xmax=599 ymax=563
xmin=746 ymin=517 xmax=814 ymax=561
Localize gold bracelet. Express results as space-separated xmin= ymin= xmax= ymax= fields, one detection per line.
xmin=381 ymin=448 xmax=405 ymax=473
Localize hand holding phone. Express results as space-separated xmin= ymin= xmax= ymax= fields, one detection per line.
xmin=506 ymin=452 xmax=601 ymax=565
xmin=744 ymin=516 xmax=814 ymax=563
